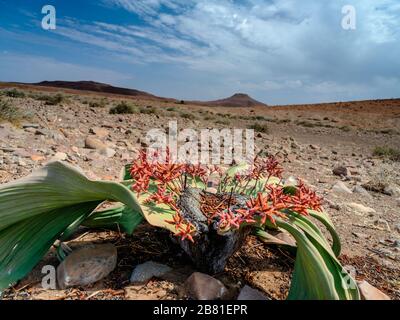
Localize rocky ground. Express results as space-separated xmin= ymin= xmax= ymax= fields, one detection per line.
xmin=0 ymin=87 xmax=399 ymax=300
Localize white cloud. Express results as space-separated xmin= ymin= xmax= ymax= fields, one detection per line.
xmin=2 ymin=0 xmax=400 ymax=104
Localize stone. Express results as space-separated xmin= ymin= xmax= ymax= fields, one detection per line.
xmin=89 ymin=127 xmax=110 ymax=138
xmin=353 ymin=185 xmax=372 ymax=199
xmin=99 ymin=147 xmax=116 ymax=158
xmin=333 ymin=166 xmax=349 ymax=177
xmin=237 ymin=285 xmax=269 ymax=300
xmin=57 ymin=243 xmax=117 ymax=289
xmin=52 ymin=152 xmax=67 ymax=161
xmin=130 ymin=261 xmax=172 ymax=284
xmin=30 ymin=154 xmax=45 ymax=162
xmin=357 ymin=281 xmax=390 ymax=300
xmin=184 ymin=272 xmax=228 ymax=300
xmin=374 ymin=219 xmax=391 ymax=232
xmin=347 ymin=203 xmax=376 ymax=215
xmin=384 ymin=184 xmax=400 ymax=197
xmin=332 ymin=181 xmax=352 ymax=194
xmin=84 ymin=136 xmax=107 ymax=150
xmin=396 ymin=199 xmax=400 ymax=208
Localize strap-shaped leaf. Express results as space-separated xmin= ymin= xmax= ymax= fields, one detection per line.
xmin=83 ymin=205 xmax=143 ymax=234
xmin=0 ymin=161 xmax=142 ymax=231
xmin=276 ymin=218 xmax=359 ymax=300
xmin=0 ymin=202 xmax=100 ymax=292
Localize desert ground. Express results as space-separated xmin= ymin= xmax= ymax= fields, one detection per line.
xmin=0 ymin=83 xmax=399 ymax=300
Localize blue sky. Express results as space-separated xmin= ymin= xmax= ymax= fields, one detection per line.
xmin=0 ymin=0 xmax=399 ymax=105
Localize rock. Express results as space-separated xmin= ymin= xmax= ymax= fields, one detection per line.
xmin=84 ymin=136 xmax=107 ymax=150
xmin=57 ymin=244 xmax=117 ymax=289
xmin=357 ymin=281 xmax=390 ymax=300
xmin=100 ymin=147 xmax=116 ymax=158
xmin=237 ymin=285 xmax=269 ymax=300
xmin=353 ymin=185 xmax=372 ymax=199
xmin=384 ymin=184 xmax=400 ymax=197
xmin=374 ymin=219 xmax=391 ymax=232
xmin=333 ymin=166 xmax=349 ymax=177
xmin=30 ymin=154 xmax=45 ymax=162
xmin=352 ymin=231 xmax=370 ymax=239
xmin=347 ymin=203 xmax=376 ymax=215
xmin=130 ymin=261 xmax=172 ymax=284
xmin=89 ymin=127 xmax=110 ymax=138
xmin=332 ymin=181 xmax=352 ymax=194
xmin=396 ymin=199 xmax=400 ymax=208
xmin=184 ymin=272 xmax=228 ymax=300
xmin=52 ymin=152 xmax=67 ymax=161
xmin=395 ymin=223 xmax=400 ymax=233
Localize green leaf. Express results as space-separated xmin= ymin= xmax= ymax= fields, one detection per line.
xmin=0 ymin=161 xmax=180 ymax=292
xmin=0 ymin=202 xmax=100 ymax=292
xmin=120 ymin=164 xmax=132 ymax=181
xmin=83 ymin=205 xmax=143 ymax=234
xmin=308 ymin=209 xmax=341 ymax=257
xmin=0 ymin=161 xmax=141 ymax=231
xmin=276 ymin=217 xmax=359 ymax=300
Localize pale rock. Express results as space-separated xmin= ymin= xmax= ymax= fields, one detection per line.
xmin=353 ymin=185 xmax=372 ymax=199
xmin=52 ymin=152 xmax=67 ymax=161
xmin=130 ymin=261 xmax=172 ymax=284
xmin=347 ymin=203 xmax=376 ymax=215
xmin=30 ymin=154 xmax=45 ymax=162
xmin=89 ymin=127 xmax=110 ymax=138
xmin=374 ymin=219 xmax=391 ymax=232
xmin=384 ymin=184 xmax=400 ymax=197
xmin=184 ymin=272 xmax=228 ymax=300
xmin=332 ymin=181 xmax=352 ymax=194
xmin=84 ymin=136 xmax=107 ymax=150
xmin=100 ymin=147 xmax=116 ymax=158
xmin=357 ymin=281 xmax=390 ymax=300
xmin=57 ymin=244 xmax=117 ymax=289
xmin=237 ymin=285 xmax=269 ymax=300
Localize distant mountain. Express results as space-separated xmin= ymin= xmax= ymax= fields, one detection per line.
xmin=197 ymin=93 xmax=268 ymax=108
xmin=33 ymin=81 xmax=159 ymax=99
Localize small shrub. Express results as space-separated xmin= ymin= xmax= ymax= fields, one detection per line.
xmin=373 ymin=146 xmax=400 ymax=161
xmin=216 ymin=119 xmax=230 ymax=125
xmin=109 ymin=102 xmax=137 ymax=114
xmin=167 ymin=107 xmax=176 ymax=112
xmin=339 ymin=126 xmax=351 ymax=132
xmin=248 ymin=123 xmax=269 ymax=134
xmin=0 ymin=99 xmax=23 ymax=122
xmin=4 ymin=89 xmax=25 ymax=98
xmin=296 ymin=120 xmax=316 ymax=128
xmin=252 ymin=115 xmax=266 ymax=121
xmin=36 ymin=93 xmax=64 ymax=105
xmin=180 ymin=112 xmax=196 ymax=120
xmin=139 ymin=106 xmax=156 ymax=115
xmin=89 ymin=99 xmax=107 ymax=108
